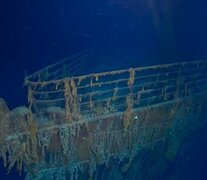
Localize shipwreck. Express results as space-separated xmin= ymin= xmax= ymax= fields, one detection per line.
xmin=0 ymin=50 xmax=207 ymax=179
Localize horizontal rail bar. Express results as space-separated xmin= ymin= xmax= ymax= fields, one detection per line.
xmin=25 ymin=60 xmax=207 ymax=86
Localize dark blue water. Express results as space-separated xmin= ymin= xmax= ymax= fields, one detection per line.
xmin=0 ymin=0 xmax=207 ymax=179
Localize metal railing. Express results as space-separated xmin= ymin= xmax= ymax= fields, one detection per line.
xmin=25 ymin=50 xmax=90 ymax=82
xmin=25 ymin=59 xmax=207 ymax=119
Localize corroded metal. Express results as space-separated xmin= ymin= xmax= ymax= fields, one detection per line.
xmin=0 ymin=52 xmax=207 ymax=180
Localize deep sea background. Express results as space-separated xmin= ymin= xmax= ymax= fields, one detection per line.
xmin=0 ymin=0 xmax=207 ymax=179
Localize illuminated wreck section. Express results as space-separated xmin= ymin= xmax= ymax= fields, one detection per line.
xmin=0 ymin=52 xmax=207 ymax=179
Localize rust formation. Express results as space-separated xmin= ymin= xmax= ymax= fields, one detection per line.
xmin=0 ymin=51 xmax=207 ymax=179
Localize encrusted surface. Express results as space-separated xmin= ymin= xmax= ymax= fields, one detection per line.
xmin=0 ymin=58 xmax=207 ymax=179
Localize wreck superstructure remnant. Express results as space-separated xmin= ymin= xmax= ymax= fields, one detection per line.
xmin=0 ymin=51 xmax=207 ymax=180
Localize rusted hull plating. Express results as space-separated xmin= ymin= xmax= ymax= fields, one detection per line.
xmin=0 ymin=56 xmax=207 ymax=179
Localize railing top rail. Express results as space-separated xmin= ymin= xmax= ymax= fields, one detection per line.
xmin=24 ymin=57 xmax=207 ymax=118
xmin=25 ymin=49 xmax=90 ymax=82
xmin=25 ymin=59 xmax=207 ymax=86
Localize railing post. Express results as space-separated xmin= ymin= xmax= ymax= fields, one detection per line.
xmin=64 ymin=80 xmax=72 ymax=122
